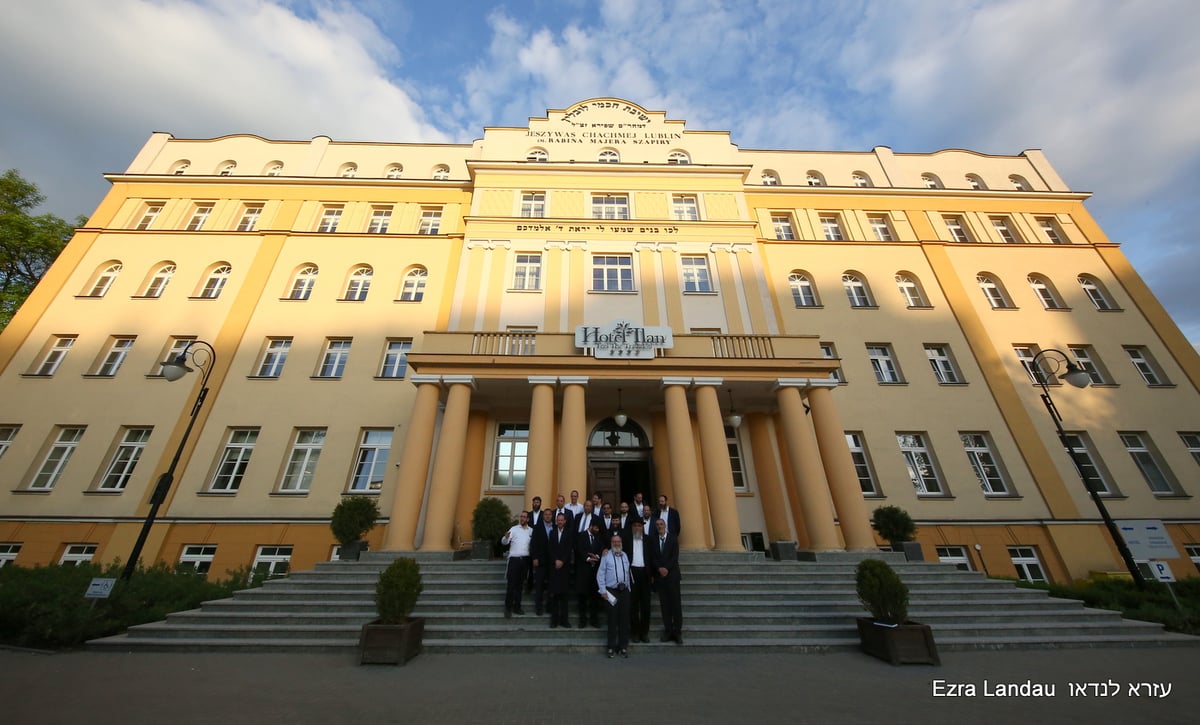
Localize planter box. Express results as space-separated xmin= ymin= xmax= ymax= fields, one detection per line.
xmin=360 ymin=617 xmax=425 ymax=665
xmin=470 ymin=540 xmax=493 ymax=560
xmin=897 ymin=541 xmax=924 ymax=562
xmin=769 ymin=541 xmax=797 ymax=562
xmin=855 ymin=618 xmax=940 ymax=666
xmin=338 ymin=540 xmax=366 ymax=561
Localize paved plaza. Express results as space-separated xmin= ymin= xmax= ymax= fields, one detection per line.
xmin=2 ymin=644 xmax=1198 ymax=724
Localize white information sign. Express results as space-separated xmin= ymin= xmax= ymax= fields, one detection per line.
xmin=85 ymin=577 xmax=116 ymax=599
xmin=1148 ymin=561 xmax=1176 ymax=583
xmin=1115 ymin=519 xmax=1179 ymax=561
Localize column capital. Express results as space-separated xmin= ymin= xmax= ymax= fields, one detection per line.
xmin=527 ymin=375 xmax=558 ymax=385
xmin=441 ymin=375 xmax=476 ymax=389
xmin=566 ymin=240 xmax=589 ymax=251
xmin=558 ymin=376 xmax=589 ymax=386
xmin=805 ymin=378 xmax=839 ymax=389
xmin=545 ymin=240 xmax=568 ymax=250
xmin=691 ymin=377 xmax=724 ymax=387
xmin=410 ymin=374 xmax=442 ymax=385
xmin=661 ymin=376 xmax=693 ymax=388
xmin=773 ymin=377 xmax=838 ymax=391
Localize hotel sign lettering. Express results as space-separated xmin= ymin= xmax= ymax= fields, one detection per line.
xmin=576 ymin=320 xmax=673 ymax=359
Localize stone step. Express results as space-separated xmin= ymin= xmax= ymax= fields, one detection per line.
xmin=121 ymin=622 xmax=363 ymax=641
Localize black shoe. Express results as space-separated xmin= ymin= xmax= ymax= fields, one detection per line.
xmin=579 ymin=620 xmax=587 ymax=629
xmin=675 ymin=634 xmax=683 ymax=645
xmin=607 ymin=650 xmax=614 ymax=659
xmin=561 ymin=621 xmax=571 ymax=628
xmin=591 ymin=618 xmax=600 ymax=628
xmin=535 ymin=609 xmax=543 ymax=616
xmin=620 ymin=650 xmax=628 ymax=658
xmin=505 ymin=609 xmax=512 ymax=618
xmin=550 ymin=620 xmax=558 ymax=629
xmin=660 ymin=634 xmax=672 ymax=642
xmin=514 ymin=609 xmax=526 ymax=616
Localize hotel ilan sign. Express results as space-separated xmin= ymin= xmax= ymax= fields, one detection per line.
xmin=576 ymin=320 xmax=673 ymax=359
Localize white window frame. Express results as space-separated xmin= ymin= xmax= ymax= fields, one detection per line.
xmin=134 ymin=204 xmax=163 ymax=231
xmin=143 ymin=264 xmax=175 ymax=298
xmin=317 ymin=339 xmax=351 ymax=378
xmin=210 ymin=428 xmax=259 ymax=491
xmin=591 ymin=254 xmax=634 ymax=292
xmin=59 ymin=544 xmax=97 ymax=567
xmin=343 ymin=266 xmax=373 ymax=301
xmin=1185 ymin=544 xmax=1200 ymax=574
xmin=95 ymin=336 xmax=135 ymax=377
xmin=672 ymin=195 xmax=699 ymax=221
xmin=771 ymin=214 xmax=796 ymax=240
xmin=1028 ymin=275 xmax=1064 ymax=309
xmin=1124 ymin=346 xmax=1168 ymax=386
xmin=236 ymin=205 xmax=263 ymax=232
xmin=520 ymin=192 xmax=546 ymax=218
xmin=1078 ymin=276 xmax=1117 ymax=310
xmin=98 ymin=427 xmax=152 ymax=490
xmin=525 ymin=149 xmax=548 ymax=163
xmin=252 ymin=545 xmax=293 ymax=578
xmin=1062 ymin=432 xmax=1112 ymax=495
xmin=852 ymin=173 xmax=871 ymax=188
xmin=493 ymin=423 xmax=529 ymax=489
xmin=0 ymin=543 xmax=20 ymax=567
xmin=842 ymin=273 xmax=873 ymax=308
xmin=961 ymin=432 xmax=1010 ymax=495
xmin=597 ymin=149 xmax=619 ymax=163
xmin=897 ymin=432 xmax=944 ymax=495
xmin=87 ymin=263 xmax=123 ymax=297
xmin=667 ymin=151 xmax=690 ymax=165
xmin=399 ymin=268 xmax=427 ymax=302
xmin=367 ymin=208 xmax=391 ymax=234
xmin=789 ymin=272 xmax=818 ymax=307
xmin=867 ymin=344 xmax=902 ymax=383
xmin=279 ymin=428 xmax=326 ymax=492
xmin=1069 ymin=346 xmax=1108 ymax=385
xmin=199 ymin=265 xmax=232 ymax=299
xmin=350 ymin=429 xmax=392 ymax=491
xmin=1181 ymin=432 xmax=1200 ymax=466
xmin=977 ymin=274 xmax=1011 ymax=309
xmin=289 ymin=265 xmax=318 ymax=300
xmin=924 ymin=344 xmax=961 ymax=384
xmin=761 ymin=171 xmax=780 ymax=186
xmin=1120 ymin=432 xmax=1176 ymax=494
xmin=317 ymin=206 xmax=343 ymax=233
xmin=820 ymin=343 xmax=843 ymax=383
xmin=1037 ymin=217 xmax=1066 ymax=244
xmin=379 ymin=339 xmax=412 ymax=379
xmin=945 ymin=215 xmax=972 ymax=242
xmin=922 ymin=174 xmax=942 ymax=189
xmin=727 ymin=424 xmax=747 ymax=491
xmin=512 ymin=253 xmax=542 ymax=291
xmin=385 ymin=165 xmax=403 ymax=179
xmin=35 ymin=336 xmax=76 ymax=376
xmin=256 ymin=338 xmax=291 ymax=378
xmin=432 ymin=165 xmax=450 ymax=180
xmin=868 ymin=214 xmax=894 ymax=241
xmin=846 ymin=432 xmax=878 ymax=495
xmin=185 ymin=204 xmax=214 ymax=232
xmin=30 ymin=426 xmax=85 ymax=490
xmin=990 ymin=216 xmax=1022 ymax=243
xmin=591 ymin=194 xmax=630 ymax=220
xmin=418 ymin=208 xmax=442 ymax=234
xmin=936 ymin=545 xmax=973 ymax=571
xmin=819 ymin=214 xmax=845 ymax=241
xmin=178 ymin=544 xmax=217 ymax=574
xmin=895 ymin=274 xmax=927 ymax=307
xmin=0 ymin=425 xmax=18 ymax=460
xmin=1008 ymin=546 xmax=1047 ymax=583
xmin=680 ymin=255 xmax=713 ymax=292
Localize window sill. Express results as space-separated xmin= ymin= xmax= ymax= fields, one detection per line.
xmin=587 ymin=289 xmax=638 ymax=294
xmin=187 ymin=296 xmax=221 ymax=301
xmin=484 ymin=488 xmax=524 ymax=495
xmin=73 ymin=295 xmax=105 ymax=300
xmin=988 ymin=306 xmax=1020 ymax=311
xmin=83 ymin=489 xmax=124 ymax=495
xmin=270 ymin=491 xmax=310 ymax=497
xmin=247 ymin=375 xmax=281 ymax=380
xmin=1152 ymin=493 xmax=1191 ymax=500
xmin=342 ymin=491 xmax=381 ymax=497
xmin=983 ymin=494 xmax=1022 ymax=500
xmin=130 ymin=295 xmax=163 ymax=300
xmin=1096 ymin=308 xmax=1124 ymax=313
xmin=19 ymin=373 xmax=53 ymax=378
xmin=80 ymin=374 xmax=117 ymax=379
xmin=309 ymin=376 xmax=344 ymax=381
xmin=915 ymin=494 xmax=954 ymax=500
xmin=794 ymin=304 xmax=825 ymax=309
xmin=937 ymin=381 xmax=969 ymax=387
xmin=1147 ymin=384 xmax=1177 ymax=389
xmin=1042 ymin=307 xmax=1073 ymax=312
xmin=848 ymin=305 xmax=879 ymax=310
xmin=683 ymin=290 xmax=718 ymax=296
xmin=393 ymin=299 xmax=425 ymax=303
xmin=506 ymin=288 xmax=543 ymax=293
xmin=1088 ymin=383 xmax=1120 ymax=388
xmin=278 ymin=297 xmax=310 ymax=302
xmin=11 ymin=488 xmax=51 ymax=494
xmin=197 ymin=490 xmax=239 ymax=496
xmin=906 ymin=305 xmax=934 ymax=310
xmin=336 ymin=298 xmax=367 ymax=303
xmin=876 ymin=381 xmax=907 ymax=386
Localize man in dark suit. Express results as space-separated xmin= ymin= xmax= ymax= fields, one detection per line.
xmin=530 ymin=509 xmax=556 ymax=616
xmin=575 ymin=520 xmax=605 ymax=628
xmin=656 ymin=494 xmax=681 ymax=539
xmin=546 ymin=512 xmax=574 ymax=628
xmin=626 ymin=519 xmax=652 ymax=643
xmin=574 ymin=499 xmax=597 ymax=537
xmin=650 ymin=517 xmax=683 ymax=644
xmin=551 ymin=494 xmax=574 ymax=530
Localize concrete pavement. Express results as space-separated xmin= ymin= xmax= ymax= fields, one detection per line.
xmin=2 ymin=645 xmax=1198 ymax=724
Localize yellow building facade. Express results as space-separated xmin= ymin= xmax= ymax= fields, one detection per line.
xmin=1 ymin=99 xmax=1198 ymax=583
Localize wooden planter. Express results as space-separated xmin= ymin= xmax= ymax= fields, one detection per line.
xmin=359 ymin=617 xmax=424 ymax=665
xmin=856 ymin=618 xmax=940 ymax=666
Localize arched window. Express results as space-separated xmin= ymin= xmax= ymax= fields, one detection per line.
xmin=339 ymin=163 xmax=358 ymax=178
xmin=217 ymin=162 xmax=237 ymax=176
xmin=198 ymin=263 xmax=232 ymax=299
xmin=385 ymin=164 xmax=403 ymax=179
xmin=288 ymin=265 xmax=319 ymax=300
xmin=895 ymin=273 xmax=928 ymax=307
xmin=589 ymin=417 xmax=650 ymax=448
xmin=399 ymin=267 xmax=427 ymax=302
xmin=976 ymin=274 xmax=1013 ymax=309
xmin=265 ymin=162 xmax=284 ymax=176
xmin=789 ymin=271 xmax=820 ymax=307
xmin=921 ymin=173 xmax=943 ymax=189
xmin=761 ymin=170 xmax=780 ymax=186
xmin=966 ymin=174 xmax=987 ymax=190
xmin=343 ymin=265 xmax=373 ymax=301
xmin=171 ymin=160 xmax=190 ymax=175
xmin=806 ymin=171 xmax=826 ymax=187
xmin=526 ymin=148 xmax=548 ymax=162
xmin=85 ymin=262 xmax=122 ymax=297
xmin=852 ymin=172 xmax=872 ymax=188
xmin=842 ymin=272 xmax=874 ymax=308
xmin=1009 ymin=175 xmax=1031 ymax=191
xmin=142 ymin=263 xmax=176 ymax=298
xmin=432 ymin=165 xmax=450 ymax=180
xmin=598 ymin=149 xmax=619 ymax=163
xmin=1027 ymin=274 xmax=1065 ymax=310
xmin=1078 ymin=274 xmax=1118 ymax=310
xmin=667 ymin=150 xmax=690 ymax=165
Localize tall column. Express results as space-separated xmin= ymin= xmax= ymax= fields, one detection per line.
xmin=420 ymin=377 xmax=474 ymax=551
xmin=558 ymin=377 xmax=588 ymax=500
xmin=775 ymin=382 xmax=840 ymax=551
xmin=693 ymin=381 xmax=744 ymax=551
xmin=384 ymin=376 xmax=441 ymax=550
xmin=662 ymin=378 xmax=705 ymax=550
xmin=747 ymin=413 xmax=792 ymax=542
xmin=807 ymin=383 xmax=876 ymax=550
xmin=526 ymin=377 xmax=557 ymax=505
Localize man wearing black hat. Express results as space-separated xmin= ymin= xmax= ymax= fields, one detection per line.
xmin=627 ymin=518 xmax=652 ymax=643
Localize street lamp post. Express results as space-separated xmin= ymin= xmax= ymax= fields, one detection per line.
xmin=1031 ymin=348 xmax=1146 ymax=588
xmin=120 ymin=340 xmax=217 ymax=582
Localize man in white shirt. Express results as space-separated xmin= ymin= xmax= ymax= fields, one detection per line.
xmin=565 ymin=489 xmax=584 ymax=518
xmin=596 ymin=532 xmax=632 ymax=658
xmin=501 ymin=511 xmax=533 ymax=617
xmin=627 ymin=519 xmax=652 ymax=643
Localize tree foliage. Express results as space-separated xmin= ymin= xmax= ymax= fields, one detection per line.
xmin=0 ymin=169 xmax=80 ymax=330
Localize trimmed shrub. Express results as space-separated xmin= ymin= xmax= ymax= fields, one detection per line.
xmin=376 ymin=557 xmax=423 ymax=624
xmin=856 ymin=558 xmax=909 ymax=625
xmin=472 ymin=497 xmax=513 ymax=556
xmin=870 ymin=505 xmax=916 ymax=546
xmin=330 ymin=495 xmax=380 ymax=545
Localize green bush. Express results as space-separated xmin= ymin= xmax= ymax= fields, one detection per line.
xmin=1016 ymin=576 xmax=1200 ymax=635
xmin=0 ymin=561 xmax=251 ymax=649
xmin=472 ymin=497 xmax=514 ymax=555
xmin=870 ymin=505 xmax=916 ymax=546
xmin=856 ymin=558 xmax=909 ymax=625
xmin=330 ymin=495 xmax=380 ymax=545
xmin=376 ymin=557 xmax=423 ymax=624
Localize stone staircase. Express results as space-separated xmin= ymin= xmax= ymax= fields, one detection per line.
xmin=88 ymin=551 xmax=1197 ymax=654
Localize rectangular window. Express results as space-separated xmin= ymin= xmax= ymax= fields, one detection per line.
xmin=819 ymin=214 xmax=845 ymax=241
xmin=210 ymin=428 xmax=259 ymax=491
xmin=379 ymin=339 xmax=412 ymax=379
xmin=1069 ymin=346 xmax=1109 ymax=385
xmin=0 ymin=543 xmax=20 ymax=567
xmin=317 ymin=206 xmax=343 ymax=233
xmin=98 ymin=427 xmax=152 ymax=490
xmin=897 ymin=432 xmax=943 ymax=495
xmin=1181 ymin=432 xmax=1200 ymax=466
xmin=1186 ymin=544 xmax=1200 ymax=574
xmin=59 ymin=544 xmax=97 ymax=567
xmin=924 ymin=344 xmax=961 ymax=384
xmin=1037 ymin=217 xmax=1066 ymax=244
xmin=944 ymin=215 xmax=972 ymax=243
xmin=0 ymin=425 xmax=18 ymax=460
xmin=95 ymin=336 xmax=136 ymax=377
xmin=867 ymin=344 xmax=902 ymax=383
xmin=867 ymin=214 xmax=894 ymax=241
xmin=591 ymin=254 xmax=634 ymax=292
xmin=726 ymin=425 xmax=747 ymax=491
xmin=155 ymin=337 xmax=194 ymax=377
xmin=961 ymin=432 xmax=1009 ymax=495
xmin=1120 ymin=432 xmax=1177 ymax=494
xmin=591 ymin=194 xmax=629 ymax=220
xmin=178 ymin=544 xmax=217 ymax=575
xmin=820 ymin=343 xmax=843 ymax=383
xmin=1008 ymin=546 xmax=1048 ymax=583
xmin=990 ymin=216 xmax=1022 ymax=243
xmin=936 ymin=545 xmax=973 ymax=571
xmin=252 ymin=545 xmax=293 ymax=579
xmin=418 ymin=208 xmax=442 ymax=234
xmin=672 ymin=195 xmax=699 ymax=221
xmin=1124 ymin=346 xmax=1169 ymax=386
xmin=350 ymin=429 xmax=392 ymax=491
xmin=236 ymin=205 xmax=263 ymax=232
xmin=134 ymin=203 xmax=164 ymax=231
xmin=1013 ymin=345 xmax=1048 ymax=384
xmin=35 ymin=336 xmax=76 ymax=376
xmin=367 ymin=208 xmax=392 ymax=234
xmin=279 ymin=428 xmax=326 ymax=492
xmin=520 ymin=192 xmax=545 ymax=218
xmin=680 ymin=255 xmax=713 ymax=292
xmin=512 ymin=253 xmax=542 ymax=291
xmin=31 ymin=426 xmax=85 ymax=490
xmin=771 ymin=214 xmax=796 ymax=240
xmin=846 ymin=432 xmax=878 ymax=494
xmin=256 ymin=338 xmax=292 ymax=378
xmin=185 ymin=204 xmax=214 ymax=231
xmin=1062 ymin=433 xmax=1112 ymax=495
xmin=493 ymin=423 xmax=529 ymax=488
xmin=317 ymin=339 xmax=351 ymax=378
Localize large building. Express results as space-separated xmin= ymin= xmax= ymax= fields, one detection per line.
xmin=1 ymin=98 xmax=1197 ymax=582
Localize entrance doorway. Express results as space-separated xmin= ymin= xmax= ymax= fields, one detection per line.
xmin=587 ymin=417 xmax=654 ymax=508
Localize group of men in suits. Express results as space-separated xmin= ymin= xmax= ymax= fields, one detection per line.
xmin=522 ymin=491 xmax=684 ymax=651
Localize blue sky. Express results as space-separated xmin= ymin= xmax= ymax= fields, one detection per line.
xmin=2 ymin=0 xmax=1197 ymax=346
